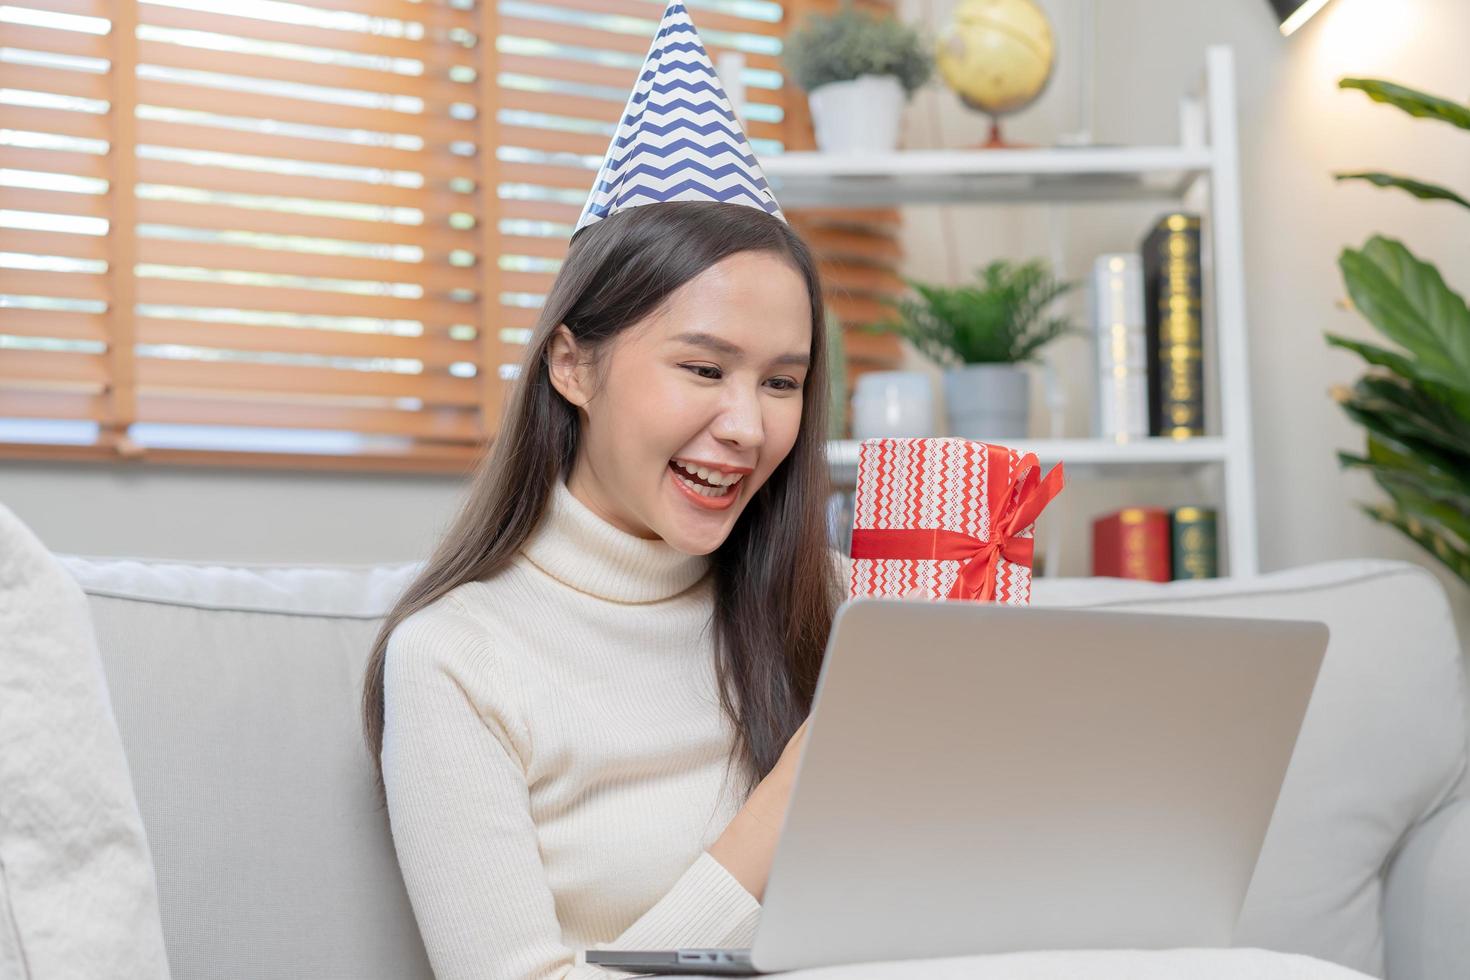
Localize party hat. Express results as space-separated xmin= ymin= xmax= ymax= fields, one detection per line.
xmin=572 ymin=1 xmax=786 ymax=236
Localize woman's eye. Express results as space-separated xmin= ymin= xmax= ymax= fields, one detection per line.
xmin=682 ymin=365 xmax=800 ymax=391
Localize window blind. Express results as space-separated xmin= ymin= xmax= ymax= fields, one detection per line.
xmin=1 ymin=0 xmax=903 ymax=473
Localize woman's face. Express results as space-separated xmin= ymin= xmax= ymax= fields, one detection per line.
xmin=549 ymin=249 xmax=813 ymax=555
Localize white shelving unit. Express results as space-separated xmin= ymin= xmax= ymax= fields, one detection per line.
xmin=760 ymin=146 xmax=1214 ymax=207
xmin=763 ymin=46 xmax=1259 ymax=578
xmin=825 ymin=436 xmax=1232 ymax=481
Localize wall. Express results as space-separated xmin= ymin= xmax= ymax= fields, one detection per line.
xmin=2 ymin=0 xmax=1467 ymax=641
xmin=0 ymin=459 xmax=465 ymax=564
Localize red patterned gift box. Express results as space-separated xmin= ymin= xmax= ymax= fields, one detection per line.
xmin=847 ymin=438 xmax=1067 ymax=604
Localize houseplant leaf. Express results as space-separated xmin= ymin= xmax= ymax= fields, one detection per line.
xmin=1324 ymin=333 xmax=1470 ymax=402
xmin=1325 ymin=334 xmax=1470 ymax=430
xmin=1345 ymin=430 xmax=1470 ymax=519
xmin=1338 ymin=236 xmax=1470 ymax=389
xmin=1339 ymin=467 xmax=1463 ymax=526
xmin=1014 ymin=314 xmax=1077 ymax=363
xmin=1379 ymin=471 xmax=1470 ymax=541
xmin=1357 ymin=498 xmax=1470 ymax=587
xmin=1334 ymin=404 xmax=1464 ymax=491
xmin=1344 ymin=398 xmax=1470 ymax=585
xmin=1342 ymin=431 xmax=1470 ymax=505
xmin=1352 ymin=375 xmax=1470 ymax=456
xmin=1329 ymin=74 xmax=1470 ymax=591
xmin=782 ymin=2 xmax=934 ymax=96
xmin=1374 ymin=471 xmax=1470 ymax=531
xmin=873 ymin=261 xmax=1078 ymax=366
xmin=1333 ymin=172 xmax=1470 ymax=211
xmin=1334 ymin=375 xmax=1470 ymax=472
xmin=1339 ymin=78 xmax=1470 ymax=131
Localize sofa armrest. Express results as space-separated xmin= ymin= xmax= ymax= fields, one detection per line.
xmin=1383 ymin=789 xmax=1470 ymax=980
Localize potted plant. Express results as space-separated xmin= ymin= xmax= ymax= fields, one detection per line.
xmin=1326 ymin=77 xmax=1470 ymax=587
xmin=782 ymin=1 xmax=933 ymax=153
xmin=866 ymin=259 xmax=1080 ymax=439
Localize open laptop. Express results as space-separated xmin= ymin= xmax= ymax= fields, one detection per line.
xmin=586 ymin=598 xmax=1328 ymax=976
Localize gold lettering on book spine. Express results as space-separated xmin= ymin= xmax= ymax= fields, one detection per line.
xmin=1160 ymin=222 xmax=1204 ymax=439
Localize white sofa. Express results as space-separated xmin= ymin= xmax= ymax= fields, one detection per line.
xmin=49 ymin=551 xmax=1470 ymax=980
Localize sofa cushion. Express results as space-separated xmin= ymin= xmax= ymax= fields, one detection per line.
xmin=57 ymin=553 xmax=429 ymax=980
xmin=1033 ymin=559 xmax=1470 ymax=978
xmin=0 ymin=505 xmax=171 ymax=980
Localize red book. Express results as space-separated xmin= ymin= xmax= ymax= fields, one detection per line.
xmin=1092 ymin=508 xmax=1172 ymax=581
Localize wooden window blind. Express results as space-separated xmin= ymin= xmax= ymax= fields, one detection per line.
xmin=1 ymin=0 xmax=902 ymax=474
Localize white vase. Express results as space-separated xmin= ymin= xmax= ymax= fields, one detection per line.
xmin=807 ymin=75 xmax=905 ymax=153
xmin=851 ymin=370 xmax=935 ymax=440
xmin=942 ymin=363 xmax=1031 ymax=440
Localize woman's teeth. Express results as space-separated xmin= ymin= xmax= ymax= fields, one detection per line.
xmin=673 ymin=460 xmax=743 ymax=486
xmin=671 ymin=459 xmax=743 ymax=497
xmin=678 ymin=474 xmax=729 ymax=497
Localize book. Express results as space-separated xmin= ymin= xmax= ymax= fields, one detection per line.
xmin=1090 ymin=253 xmax=1149 ymax=442
xmin=1091 ymin=507 xmax=1171 ymax=581
xmin=1170 ymin=506 xmax=1218 ymax=579
xmin=1141 ymin=213 xmax=1205 ymax=439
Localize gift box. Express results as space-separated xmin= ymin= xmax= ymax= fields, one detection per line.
xmin=848 ymin=438 xmax=1067 ymax=604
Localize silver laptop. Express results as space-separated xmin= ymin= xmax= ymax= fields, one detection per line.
xmin=587 ymin=598 xmax=1328 ymax=976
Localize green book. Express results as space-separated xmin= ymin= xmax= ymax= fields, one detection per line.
xmin=1170 ymin=506 xmax=1218 ymax=579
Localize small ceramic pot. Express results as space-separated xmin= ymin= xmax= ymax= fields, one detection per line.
xmin=942 ymin=363 xmax=1030 ymax=440
xmin=808 ymin=74 xmax=905 ymax=153
xmin=851 ymin=370 xmax=935 ymax=440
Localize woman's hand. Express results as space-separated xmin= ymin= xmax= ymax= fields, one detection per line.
xmin=708 ymin=587 xmax=926 ymax=899
xmin=707 ymin=716 xmax=809 ymax=902
xmin=745 ymin=715 xmax=809 ymax=826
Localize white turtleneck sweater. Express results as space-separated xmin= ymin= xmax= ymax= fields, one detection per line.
xmin=381 ymin=477 xmax=765 ymax=980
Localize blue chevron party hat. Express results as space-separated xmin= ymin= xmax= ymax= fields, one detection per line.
xmin=572 ymin=0 xmax=786 ymax=236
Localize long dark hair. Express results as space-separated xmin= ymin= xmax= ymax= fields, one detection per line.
xmin=362 ymin=200 xmax=842 ymax=805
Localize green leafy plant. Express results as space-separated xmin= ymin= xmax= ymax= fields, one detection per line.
xmin=782 ymin=1 xmax=933 ymax=98
xmin=866 ymin=259 xmax=1080 ymax=366
xmin=1327 ymin=77 xmax=1470 ymax=587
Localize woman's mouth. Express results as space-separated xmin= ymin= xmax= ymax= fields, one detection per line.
xmin=668 ymin=459 xmax=743 ymax=510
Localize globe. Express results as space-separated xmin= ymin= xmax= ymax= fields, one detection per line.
xmin=935 ymin=0 xmax=1055 ymax=147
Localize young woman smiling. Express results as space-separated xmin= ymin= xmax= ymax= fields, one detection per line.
xmin=360 ymin=200 xmax=844 ymax=980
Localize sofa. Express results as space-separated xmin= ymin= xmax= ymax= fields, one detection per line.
xmin=34 ymin=549 xmax=1470 ymax=979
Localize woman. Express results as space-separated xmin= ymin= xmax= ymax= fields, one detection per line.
xmin=360 ymin=199 xmax=843 ymax=980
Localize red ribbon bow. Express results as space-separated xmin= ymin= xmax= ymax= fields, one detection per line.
xmin=849 ymin=444 xmax=1066 ymax=602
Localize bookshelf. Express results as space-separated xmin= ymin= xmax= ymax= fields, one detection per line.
xmin=762 ymin=46 xmax=1259 ymax=578
xmin=825 ymin=436 xmax=1231 ymax=483
xmin=760 ymin=145 xmax=1214 ymax=207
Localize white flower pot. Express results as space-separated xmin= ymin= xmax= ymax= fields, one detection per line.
xmin=942 ymin=363 xmax=1030 ymax=440
xmin=850 ymin=370 xmax=935 ymax=440
xmin=808 ymin=74 xmax=905 ymax=153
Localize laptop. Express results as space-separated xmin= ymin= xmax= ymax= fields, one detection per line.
xmin=586 ymin=598 xmax=1328 ymax=976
